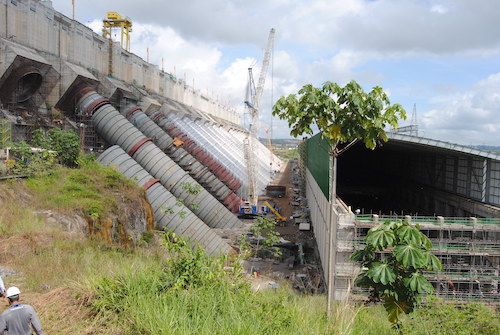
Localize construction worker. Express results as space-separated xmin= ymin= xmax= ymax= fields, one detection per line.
xmin=0 ymin=275 xmax=5 ymax=298
xmin=0 ymin=287 xmax=43 ymax=335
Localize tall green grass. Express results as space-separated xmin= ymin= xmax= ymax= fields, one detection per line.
xmin=88 ymin=234 xmax=358 ymax=334
xmin=353 ymin=305 xmax=396 ymax=335
xmin=398 ymin=297 xmax=500 ymax=335
xmin=91 ymin=266 xmax=352 ymax=335
xmin=3 ymin=161 xmax=498 ymax=335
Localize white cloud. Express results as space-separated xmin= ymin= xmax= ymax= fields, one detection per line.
xmin=422 ymin=73 xmax=500 ymax=145
xmin=333 ymin=0 xmax=500 ymax=55
xmin=53 ymin=0 xmax=500 ymax=143
xmin=430 ymin=4 xmax=448 ymax=14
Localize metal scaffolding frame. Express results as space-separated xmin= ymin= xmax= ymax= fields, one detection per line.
xmin=352 ymin=215 xmax=499 ymax=303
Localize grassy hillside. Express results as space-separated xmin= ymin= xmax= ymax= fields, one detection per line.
xmin=0 ymin=160 xmax=498 ymax=334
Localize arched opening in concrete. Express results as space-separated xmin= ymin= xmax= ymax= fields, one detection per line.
xmin=0 ymin=66 xmax=43 ymax=104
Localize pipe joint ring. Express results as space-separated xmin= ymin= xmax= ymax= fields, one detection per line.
xmin=128 ymin=138 xmax=152 ymax=156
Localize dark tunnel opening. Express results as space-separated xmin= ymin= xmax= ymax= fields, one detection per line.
xmin=337 ymin=142 xmax=417 ymax=215
xmin=14 ymin=71 xmax=43 ymax=102
xmin=336 ymin=140 xmax=500 ymax=218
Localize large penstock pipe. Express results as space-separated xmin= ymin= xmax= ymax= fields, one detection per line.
xmin=149 ymin=111 xmax=250 ymax=198
xmin=98 ymin=145 xmax=233 ymax=256
xmin=147 ymin=110 xmax=243 ymax=193
xmin=76 ymin=88 xmax=243 ymax=229
xmin=123 ymin=106 xmax=242 ymax=212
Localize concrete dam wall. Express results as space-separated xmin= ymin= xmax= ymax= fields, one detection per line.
xmin=0 ymin=0 xmax=239 ymax=123
xmin=0 ymin=0 xmax=283 ymax=254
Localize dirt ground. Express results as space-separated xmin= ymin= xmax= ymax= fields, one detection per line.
xmin=242 ymin=159 xmax=323 ymax=293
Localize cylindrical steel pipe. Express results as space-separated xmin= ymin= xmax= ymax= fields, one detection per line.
xmin=147 ymin=110 xmax=242 ymax=193
xmin=76 ymin=89 xmax=243 ymax=229
xmin=122 ymin=105 xmax=242 ymax=212
xmin=97 ymin=145 xmax=233 ymax=256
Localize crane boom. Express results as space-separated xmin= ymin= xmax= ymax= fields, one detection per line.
xmin=254 ymin=28 xmax=275 ymax=112
xmin=243 ymin=28 xmax=275 ymax=207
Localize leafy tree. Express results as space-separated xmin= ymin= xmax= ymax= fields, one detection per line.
xmin=273 ymin=80 xmax=406 ymax=154
xmin=32 ymin=128 xmax=81 ymax=167
xmin=273 ymin=80 xmax=406 ymax=314
xmin=351 ymin=220 xmax=443 ymax=325
xmin=31 ymin=128 xmax=51 ymax=149
xmin=239 ymin=216 xmax=282 ymax=258
xmin=47 ymin=128 xmax=80 ymax=167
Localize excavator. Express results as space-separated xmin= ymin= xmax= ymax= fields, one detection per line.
xmin=263 ymin=200 xmax=286 ymax=224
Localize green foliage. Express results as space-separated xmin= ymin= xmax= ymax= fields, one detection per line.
xmin=89 ymin=231 xmax=346 ymax=334
xmin=31 ymin=128 xmax=51 ymax=149
xmin=239 ymin=216 xmax=282 ymax=258
xmin=351 ymin=220 xmax=443 ymax=325
xmin=400 ymin=297 xmax=500 ymax=335
xmin=273 ymin=80 xmax=406 ymax=155
xmin=32 ymin=128 xmax=81 ymax=167
xmin=6 ymin=140 xmax=57 ymax=176
xmin=5 ymin=129 xmax=78 ymax=174
xmin=276 ymin=147 xmax=299 ymax=160
xmin=353 ymin=305 xmax=397 ymax=335
xmin=140 ymin=230 xmax=155 ymax=244
xmin=160 ymin=231 xmax=242 ymax=290
xmin=48 ymin=128 xmax=81 ymax=166
xmin=161 ymin=182 xmax=202 ymax=218
xmin=24 ymin=157 xmax=141 ymax=218
xmin=181 ymin=181 xmax=201 ymax=195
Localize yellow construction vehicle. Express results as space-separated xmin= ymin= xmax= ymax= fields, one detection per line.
xmin=264 ymin=200 xmax=286 ymax=224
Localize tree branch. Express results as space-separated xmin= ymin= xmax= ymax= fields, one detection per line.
xmin=337 ymin=139 xmax=359 ymax=156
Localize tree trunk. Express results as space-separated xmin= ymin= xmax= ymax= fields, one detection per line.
xmin=327 ymin=153 xmax=338 ymax=316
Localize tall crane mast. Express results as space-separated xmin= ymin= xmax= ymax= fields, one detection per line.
xmin=243 ymin=28 xmax=275 ymax=207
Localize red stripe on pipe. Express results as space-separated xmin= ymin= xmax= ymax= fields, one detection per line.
xmin=219 ymin=170 xmax=230 ymax=180
xmin=231 ymin=199 xmax=243 ymax=213
xmin=184 ymin=141 xmax=197 ymax=150
xmin=126 ymin=107 xmax=142 ymax=118
xmin=222 ymin=174 xmax=235 ymax=185
xmin=223 ymin=193 xmax=236 ymax=206
xmin=224 ymin=193 xmax=243 ymax=213
xmin=228 ymin=179 xmax=241 ymax=191
xmin=76 ymin=86 xmax=95 ymax=101
xmin=86 ymin=98 xmax=110 ymax=115
xmin=143 ymin=178 xmax=160 ymax=190
xmin=128 ymin=138 xmax=152 ymax=156
xmin=192 ymin=148 xmax=203 ymax=156
xmin=170 ymin=130 xmax=183 ymax=138
xmin=151 ymin=112 xmax=162 ymax=121
xmin=166 ymin=125 xmax=177 ymax=132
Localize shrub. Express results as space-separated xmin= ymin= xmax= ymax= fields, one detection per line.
xmin=400 ymin=297 xmax=500 ymax=334
xmin=351 ymin=220 xmax=443 ymax=324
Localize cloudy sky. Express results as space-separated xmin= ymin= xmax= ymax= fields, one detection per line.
xmin=51 ymin=0 xmax=500 ymax=145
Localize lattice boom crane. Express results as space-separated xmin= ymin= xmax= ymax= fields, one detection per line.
xmin=243 ymin=28 xmax=275 ymax=207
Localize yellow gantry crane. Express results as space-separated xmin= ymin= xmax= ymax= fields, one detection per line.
xmin=102 ymin=12 xmax=132 ymax=52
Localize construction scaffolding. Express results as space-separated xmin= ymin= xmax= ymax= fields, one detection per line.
xmin=74 ymin=114 xmax=106 ymax=154
xmin=353 ymin=215 xmax=500 ymax=303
